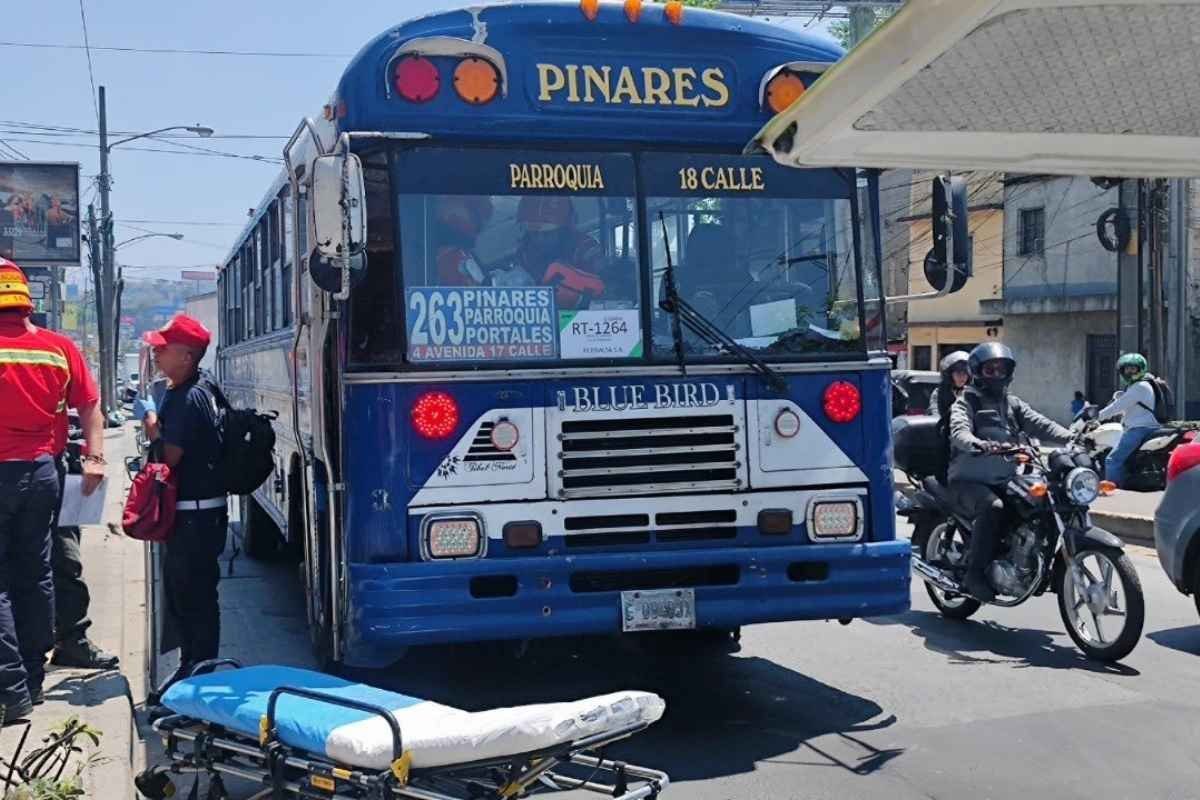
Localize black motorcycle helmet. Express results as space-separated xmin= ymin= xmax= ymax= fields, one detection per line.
xmin=938 ymin=350 xmax=970 ymax=385
xmin=968 ymin=341 xmax=1016 ymax=398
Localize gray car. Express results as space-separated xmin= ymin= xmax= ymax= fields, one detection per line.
xmin=1153 ymin=440 xmax=1200 ymax=617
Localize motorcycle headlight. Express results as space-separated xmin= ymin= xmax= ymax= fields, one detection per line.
xmin=1065 ymin=467 xmax=1100 ymax=505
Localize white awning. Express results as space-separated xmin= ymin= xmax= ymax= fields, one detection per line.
xmin=750 ymin=0 xmax=1200 ymax=177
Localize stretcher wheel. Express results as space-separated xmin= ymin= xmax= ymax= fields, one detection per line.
xmin=134 ymin=768 xmax=175 ymax=799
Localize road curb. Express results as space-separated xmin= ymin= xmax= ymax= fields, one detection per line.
xmin=894 ymin=476 xmax=1156 ymax=548
xmin=1089 ymin=510 xmax=1155 ymax=547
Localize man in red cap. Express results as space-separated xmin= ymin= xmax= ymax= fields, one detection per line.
xmin=141 ymin=313 xmax=227 ymax=701
xmin=0 ymin=257 xmax=104 ymax=725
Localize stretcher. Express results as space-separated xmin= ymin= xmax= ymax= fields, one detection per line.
xmin=136 ymin=660 xmax=669 ymax=800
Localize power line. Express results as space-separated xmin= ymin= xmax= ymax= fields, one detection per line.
xmin=76 ymin=1 xmax=100 ymax=127
xmin=119 ymin=218 xmax=244 ymax=227
xmin=0 ymin=137 xmax=29 ymax=159
xmin=0 ymin=40 xmax=350 ymax=59
xmin=0 ymin=136 xmax=283 ymax=164
xmin=0 ymin=120 xmax=286 ymax=140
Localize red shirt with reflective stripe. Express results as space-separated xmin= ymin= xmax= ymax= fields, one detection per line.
xmin=0 ymin=317 xmax=99 ymax=461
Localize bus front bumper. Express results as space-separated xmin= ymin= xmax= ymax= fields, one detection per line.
xmin=341 ymin=540 xmax=910 ymax=667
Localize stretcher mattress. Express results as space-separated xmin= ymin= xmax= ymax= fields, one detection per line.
xmin=162 ymin=665 xmax=665 ymax=771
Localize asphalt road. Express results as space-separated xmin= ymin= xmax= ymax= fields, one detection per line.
xmin=200 ymin=519 xmax=1200 ymax=800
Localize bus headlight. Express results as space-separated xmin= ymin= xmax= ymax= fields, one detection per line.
xmin=807 ymin=498 xmax=862 ymax=541
xmin=1065 ymin=467 xmax=1101 ymax=505
xmin=423 ymin=516 xmax=484 ymax=559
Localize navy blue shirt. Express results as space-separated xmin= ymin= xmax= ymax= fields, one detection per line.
xmin=158 ymin=369 xmax=225 ymax=501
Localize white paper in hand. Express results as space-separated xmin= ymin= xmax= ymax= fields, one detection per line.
xmin=56 ymin=475 xmax=108 ymax=526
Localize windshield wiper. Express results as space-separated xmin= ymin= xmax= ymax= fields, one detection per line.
xmin=657 ymin=212 xmax=787 ymax=394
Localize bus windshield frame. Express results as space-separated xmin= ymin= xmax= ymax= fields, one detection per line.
xmin=347 ymin=145 xmax=870 ymax=371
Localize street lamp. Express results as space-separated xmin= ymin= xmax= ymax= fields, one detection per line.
xmin=115 ymin=232 xmax=185 ymax=249
xmin=94 ymin=82 xmax=214 ymax=416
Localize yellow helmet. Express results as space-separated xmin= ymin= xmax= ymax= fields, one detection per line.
xmin=0 ymin=257 xmax=33 ymax=314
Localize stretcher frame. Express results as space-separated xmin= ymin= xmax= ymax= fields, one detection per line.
xmin=137 ymin=660 xmax=669 ymax=800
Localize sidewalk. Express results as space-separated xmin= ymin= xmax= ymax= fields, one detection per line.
xmin=0 ymin=424 xmax=146 ymax=799
xmin=893 ymin=469 xmax=1159 ymax=546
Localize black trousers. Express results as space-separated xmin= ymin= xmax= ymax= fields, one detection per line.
xmin=0 ymin=458 xmax=59 ymax=704
xmin=163 ymin=509 xmax=227 ymax=667
xmin=950 ymin=481 xmax=1006 ymax=578
xmin=51 ymin=458 xmax=91 ymax=646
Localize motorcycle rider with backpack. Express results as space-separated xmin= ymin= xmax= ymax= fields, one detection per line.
xmin=949 ymin=343 xmax=1072 ymax=601
xmin=1097 ymin=353 xmax=1165 ymax=488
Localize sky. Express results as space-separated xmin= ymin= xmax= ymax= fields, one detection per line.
xmin=3 ymin=1 xmax=833 ymax=284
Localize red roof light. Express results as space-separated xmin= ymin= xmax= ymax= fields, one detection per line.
xmin=394 ymin=56 xmax=440 ymax=103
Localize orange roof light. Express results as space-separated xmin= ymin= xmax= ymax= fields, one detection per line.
xmin=580 ymin=0 xmax=599 ymax=21
xmin=454 ymin=58 xmax=501 ymax=105
xmin=765 ymin=70 xmax=806 ymax=114
xmin=625 ymin=0 xmax=643 ymax=23
xmin=664 ymin=1 xmax=684 ymax=24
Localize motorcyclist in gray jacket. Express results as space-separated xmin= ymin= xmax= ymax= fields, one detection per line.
xmin=948 ymin=342 xmax=1072 ymax=601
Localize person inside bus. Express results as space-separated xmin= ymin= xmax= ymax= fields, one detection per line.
xmin=435 ymin=196 xmax=493 ymax=286
xmin=516 ymin=196 xmax=606 ymax=309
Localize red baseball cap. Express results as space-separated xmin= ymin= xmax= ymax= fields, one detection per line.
xmin=143 ymin=313 xmax=211 ymax=350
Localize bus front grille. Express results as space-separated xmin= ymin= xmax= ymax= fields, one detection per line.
xmin=556 ymin=414 xmax=741 ymax=498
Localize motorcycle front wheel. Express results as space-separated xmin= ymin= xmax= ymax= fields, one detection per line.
xmin=1056 ymin=544 xmax=1144 ymax=662
xmin=913 ymin=521 xmax=981 ymax=620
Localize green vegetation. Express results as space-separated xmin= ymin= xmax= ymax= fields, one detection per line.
xmin=1 ymin=718 xmax=104 ymax=800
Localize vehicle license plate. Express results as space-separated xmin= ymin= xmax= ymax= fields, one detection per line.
xmin=620 ymin=589 xmax=696 ymax=632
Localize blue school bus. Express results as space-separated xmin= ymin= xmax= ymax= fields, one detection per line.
xmin=217 ymin=1 xmax=910 ymax=668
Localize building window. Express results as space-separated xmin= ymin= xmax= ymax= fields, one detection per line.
xmin=911 ymin=345 xmax=932 ymax=371
xmin=1018 ymin=207 xmax=1045 ymax=256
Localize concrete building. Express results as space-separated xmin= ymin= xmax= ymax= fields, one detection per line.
xmin=185 ymin=290 xmax=219 ymax=373
xmin=982 ymin=176 xmax=1120 ymax=423
xmin=902 ymin=172 xmax=1005 ymax=372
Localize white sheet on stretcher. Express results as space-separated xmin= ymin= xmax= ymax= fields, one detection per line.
xmin=162 ymin=665 xmax=665 ymax=770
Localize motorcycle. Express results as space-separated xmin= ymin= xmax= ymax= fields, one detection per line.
xmin=895 ymin=419 xmax=1145 ymax=662
xmin=1071 ymin=404 xmax=1198 ymax=492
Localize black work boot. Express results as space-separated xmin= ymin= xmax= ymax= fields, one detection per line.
xmin=1 ymin=696 xmax=34 ymax=726
xmin=52 ymin=639 xmax=120 ymax=670
xmin=962 ymin=570 xmax=995 ymax=602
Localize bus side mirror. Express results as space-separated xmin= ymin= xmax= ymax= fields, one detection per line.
xmin=923 ymin=175 xmax=971 ymax=294
xmin=310 ymin=153 xmax=366 ymax=295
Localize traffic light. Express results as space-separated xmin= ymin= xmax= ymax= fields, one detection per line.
xmin=924 ymin=175 xmax=972 ymax=293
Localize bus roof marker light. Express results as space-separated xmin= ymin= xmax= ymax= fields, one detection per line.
xmin=766 ymin=71 xmax=806 ymax=115
xmin=624 ymin=0 xmax=643 ymax=23
xmin=394 ymin=55 xmax=440 ymax=103
xmin=664 ymin=1 xmax=684 ymax=25
xmin=454 ymin=58 xmax=501 ymax=105
xmin=580 ymin=0 xmax=599 ymax=21
xmin=822 ymin=381 xmax=861 ymax=424
xmin=412 ymin=391 xmax=459 ymax=439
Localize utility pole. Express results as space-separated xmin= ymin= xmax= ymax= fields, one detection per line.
xmin=1116 ymin=180 xmax=1142 ymax=356
xmin=86 ymin=203 xmax=107 ymax=387
xmin=1168 ymin=179 xmax=1189 ymax=415
xmin=96 ymin=85 xmax=116 ymax=417
xmin=848 ymin=6 xmax=877 ymax=47
xmin=1146 ymin=178 xmax=1168 ymax=379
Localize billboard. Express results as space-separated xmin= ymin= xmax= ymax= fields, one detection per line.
xmin=0 ymin=162 xmax=81 ymax=264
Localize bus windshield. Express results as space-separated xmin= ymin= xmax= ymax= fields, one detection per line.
xmin=388 ymin=147 xmax=863 ymax=368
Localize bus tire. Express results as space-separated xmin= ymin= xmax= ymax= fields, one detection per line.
xmin=284 ymin=469 xmax=304 ymax=562
xmin=241 ymin=495 xmax=280 ymax=561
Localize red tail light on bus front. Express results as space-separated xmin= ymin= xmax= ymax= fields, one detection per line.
xmin=412 ymin=391 xmax=459 ymax=439
xmin=823 ymin=381 xmax=861 ymax=424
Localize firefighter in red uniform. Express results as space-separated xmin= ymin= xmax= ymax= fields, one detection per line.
xmin=0 ymin=258 xmax=104 ymax=725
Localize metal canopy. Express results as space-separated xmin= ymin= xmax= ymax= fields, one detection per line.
xmin=750 ymin=0 xmax=1200 ymax=177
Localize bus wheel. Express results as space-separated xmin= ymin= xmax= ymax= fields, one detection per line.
xmin=240 ymin=495 xmax=280 ymax=561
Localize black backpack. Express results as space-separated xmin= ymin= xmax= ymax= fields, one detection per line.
xmin=1137 ymin=375 xmax=1175 ymax=424
xmin=201 ymin=378 xmax=279 ymax=495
